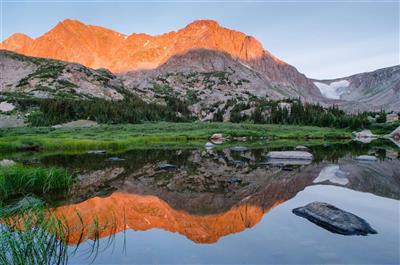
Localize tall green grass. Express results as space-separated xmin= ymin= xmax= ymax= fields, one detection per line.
xmin=0 ymin=201 xmax=112 ymax=265
xmin=0 ymin=166 xmax=73 ymax=201
xmin=0 ymin=207 xmax=69 ymax=265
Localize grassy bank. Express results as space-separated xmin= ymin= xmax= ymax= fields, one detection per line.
xmin=0 ymin=165 xmax=73 ymax=201
xmin=0 ymin=122 xmax=351 ymax=152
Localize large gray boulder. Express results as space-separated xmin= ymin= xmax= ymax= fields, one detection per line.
xmin=292 ymin=202 xmax=377 ymax=236
xmin=266 ymin=151 xmax=313 ymax=160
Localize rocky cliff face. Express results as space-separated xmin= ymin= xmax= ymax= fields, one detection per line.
xmin=0 ymin=50 xmax=123 ymax=100
xmin=313 ymin=65 xmax=400 ymax=112
xmin=1 ymin=19 xmax=322 ymax=101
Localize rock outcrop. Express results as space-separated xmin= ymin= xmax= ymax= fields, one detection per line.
xmin=0 ymin=50 xmax=123 ymax=100
xmin=292 ymin=202 xmax=377 ymax=236
xmin=313 ymin=65 xmax=400 ymax=112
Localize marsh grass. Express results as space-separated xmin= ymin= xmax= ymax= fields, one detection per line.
xmin=0 ymin=122 xmax=351 ymax=152
xmin=0 ymin=166 xmax=73 ymax=201
xmin=0 ymin=205 xmax=69 ymax=265
xmin=0 ymin=203 xmax=116 ymax=265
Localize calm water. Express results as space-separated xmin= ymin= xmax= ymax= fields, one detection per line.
xmin=5 ymin=140 xmax=400 ymax=264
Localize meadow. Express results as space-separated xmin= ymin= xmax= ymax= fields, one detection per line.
xmin=0 ymin=122 xmax=351 ymax=152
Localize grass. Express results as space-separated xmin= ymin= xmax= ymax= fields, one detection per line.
xmin=0 ymin=122 xmax=351 ymax=152
xmin=0 ymin=165 xmax=73 ymax=202
xmin=0 ymin=207 xmax=69 ymax=265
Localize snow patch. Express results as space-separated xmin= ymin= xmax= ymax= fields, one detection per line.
xmin=314 ymin=80 xmax=350 ymax=99
xmin=238 ymin=61 xmax=253 ymax=70
xmin=143 ymin=40 xmax=150 ymax=47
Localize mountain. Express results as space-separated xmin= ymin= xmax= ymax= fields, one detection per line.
xmin=313 ymin=65 xmax=400 ymax=112
xmin=0 ymin=50 xmax=123 ymax=100
xmin=0 ymin=19 xmax=323 ymax=102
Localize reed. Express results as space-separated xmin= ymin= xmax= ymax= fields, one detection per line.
xmin=0 ymin=166 xmax=73 ymax=201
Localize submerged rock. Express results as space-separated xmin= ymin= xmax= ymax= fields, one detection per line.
xmin=266 ymin=151 xmax=313 ymax=160
xmin=354 ymin=155 xmax=377 ymax=161
xmin=292 ymin=202 xmax=377 ymax=236
xmin=230 ymin=146 xmax=249 ymax=152
xmin=158 ymin=163 xmax=177 ymax=170
xmin=108 ymin=157 xmax=125 ymax=161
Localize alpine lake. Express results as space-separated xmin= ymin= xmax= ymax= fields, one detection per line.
xmin=1 ymin=138 xmax=399 ymax=264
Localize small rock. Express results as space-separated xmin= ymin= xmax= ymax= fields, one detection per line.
xmin=108 ymin=157 xmax=125 ymax=161
xmin=210 ymin=133 xmax=224 ymax=142
xmin=88 ymin=150 xmax=107 ymax=155
xmin=0 ymin=159 xmax=16 ymax=167
xmin=0 ymin=101 xmax=16 ymax=112
xmin=205 ymin=142 xmax=214 ymax=148
xmin=158 ymin=163 xmax=177 ymax=170
xmin=295 ymin=145 xmax=309 ymax=151
xmin=354 ymin=155 xmax=377 ymax=161
xmin=231 ymin=160 xmax=244 ymax=166
xmin=230 ymin=146 xmax=248 ymax=152
xmin=222 ymin=178 xmax=242 ymax=184
xmin=292 ymin=202 xmax=377 ymax=236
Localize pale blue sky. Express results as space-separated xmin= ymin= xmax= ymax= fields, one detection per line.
xmin=1 ymin=1 xmax=398 ymax=79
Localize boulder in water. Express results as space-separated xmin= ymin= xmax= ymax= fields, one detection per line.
xmin=292 ymin=202 xmax=377 ymax=236
xmin=266 ymin=151 xmax=313 ymax=160
xmin=354 ymin=155 xmax=377 ymax=161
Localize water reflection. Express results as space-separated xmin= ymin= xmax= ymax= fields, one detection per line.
xmin=38 ymin=141 xmax=400 ymax=247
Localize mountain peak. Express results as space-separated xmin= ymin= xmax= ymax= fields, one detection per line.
xmin=186 ymin=19 xmax=220 ymax=29
xmin=1 ymin=33 xmax=33 ymax=51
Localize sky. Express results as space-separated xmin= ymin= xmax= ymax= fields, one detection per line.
xmin=1 ymin=0 xmax=398 ymax=79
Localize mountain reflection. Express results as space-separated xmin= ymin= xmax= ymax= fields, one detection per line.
xmin=47 ymin=144 xmax=399 ymax=245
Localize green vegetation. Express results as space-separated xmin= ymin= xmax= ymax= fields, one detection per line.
xmin=229 ymin=99 xmax=371 ymax=130
xmin=0 ymin=207 xmax=69 ymax=265
xmin=0 ymin=122 xmax=351 ymax=152
xmin=0 ymin=165 xmax=73 ymax=201
xmin=7 ymin=96 xmax=192 ymax=126
xmin=369 ymin=120 xmax=400 ymax=135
